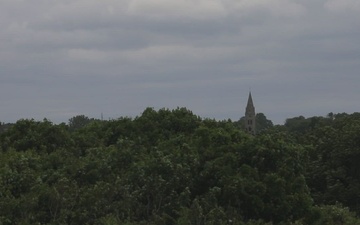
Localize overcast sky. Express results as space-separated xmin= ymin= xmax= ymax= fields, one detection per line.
xmin=1 ymin=0 xmax=359 ymax=124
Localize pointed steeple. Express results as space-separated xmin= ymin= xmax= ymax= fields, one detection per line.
xmin=246 ymin=92 xmax=254 ymax=110
xmin=245 ymin=91 xmax=256 ymax=135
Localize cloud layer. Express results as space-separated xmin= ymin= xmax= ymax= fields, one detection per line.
xmin=1 ymin=0 xmax=359 ymax=124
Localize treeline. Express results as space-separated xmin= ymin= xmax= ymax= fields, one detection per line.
xmin=0 ymin=108 xmax=360 ymax=224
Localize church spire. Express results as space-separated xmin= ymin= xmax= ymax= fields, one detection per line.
xmin=245 ymin=92 xmax=256 ymax=135
xmin=246 ymin=92 xmax=254 ymax=110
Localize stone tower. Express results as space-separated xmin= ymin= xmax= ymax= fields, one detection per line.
xmin=245 ymin=92 xmax=256 ymax=135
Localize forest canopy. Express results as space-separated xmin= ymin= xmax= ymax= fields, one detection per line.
xmin=1 ymin=108 xmax=360 ymax=225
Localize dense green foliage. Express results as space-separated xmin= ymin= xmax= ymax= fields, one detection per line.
xmin=1 ymin=108 xmax=360 ymax=224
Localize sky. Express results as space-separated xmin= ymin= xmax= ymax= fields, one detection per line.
xmin=1 ymin=0 xmax=359 ymax=125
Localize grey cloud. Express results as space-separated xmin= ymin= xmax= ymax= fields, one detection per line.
xmin=1 ymin=0 xmax=360 ymax=124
